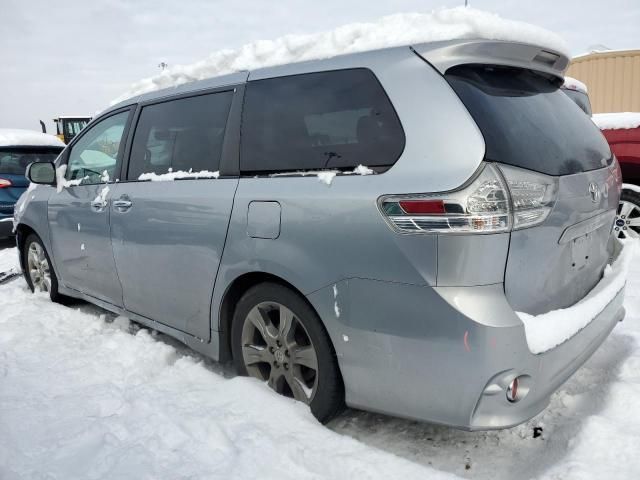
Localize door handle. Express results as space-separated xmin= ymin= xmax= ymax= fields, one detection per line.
xmin=113 ymin=198 xmax=133 ymax=212
xmin=90 ymin=199 xmax=108 ymax=211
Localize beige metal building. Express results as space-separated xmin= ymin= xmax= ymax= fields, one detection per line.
xmin=566 ymin=49 xmax=640 ymax=113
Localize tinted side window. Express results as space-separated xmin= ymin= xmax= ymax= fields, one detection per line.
xmin=66 ymin=111 xmax=130 ymax=184
xmin=128 ymin=91 xmax=233 ymax=180
xmin=241 ymin=69 xmax=405 ymax=173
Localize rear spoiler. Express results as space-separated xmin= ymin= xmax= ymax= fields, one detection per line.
xmin=412 ymin=39 xmax=569 ymax=81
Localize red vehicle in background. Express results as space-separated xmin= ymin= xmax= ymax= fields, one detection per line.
xmin=562 ymin=77 xmax=640 ymax=239
xmin=593 ymin=113 xmax=640 ymax=239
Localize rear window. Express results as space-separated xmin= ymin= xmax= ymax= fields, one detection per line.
xmin=446 ymin=65 xmax=611 ymax=176
xmin=0 ymin=148 xmax=62 ymax=175
xmin=240 ymin=68 xmax=405 ymax=173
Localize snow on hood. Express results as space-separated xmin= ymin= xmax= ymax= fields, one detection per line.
xmin=592 ymin=112 xmax=640 ymax=131
xmin=112 ymin=7 xmax=569 ymax=104
xmin=0 ymin=129 xmax=65 ymax=148
xmin=563 ymin=76 xmax=588 ymax=94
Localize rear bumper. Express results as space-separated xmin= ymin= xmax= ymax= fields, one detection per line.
xmin=0 ymin=217 xmax=14 ymax=238
xmin=308 ymin=260 xmax=626 ymax=430
xmin=471 ymin=287 xmax=624 ymax=429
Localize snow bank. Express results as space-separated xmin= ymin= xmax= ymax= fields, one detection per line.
xmin=563 ymin=76 xmax=588 ymax=93
xmin=592 ymin=112 xmax=640 ymax=130
xmin=112 ymin=7 xmax=569 ymax=104
xmin=138 ymin=168 xmax=220 ymax=181
xmin=518 ymin=239 xmax=638 ymax=354
xmin=0 ymin=128 xmax=65 ymax=148
xmin=2 ymin=244 xmax=640 ymax=478
xmin=0 ymin=247 xmax=19 ymax=273
xmin=0 ymin=259 xmax=455 ymax=480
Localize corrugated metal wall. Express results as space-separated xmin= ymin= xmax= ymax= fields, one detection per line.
xmin=567 ymin=50 xmax=640 ymax=113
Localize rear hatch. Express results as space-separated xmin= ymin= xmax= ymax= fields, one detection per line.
xmin=446 ymin=65 xmax=619 ymax=314
xmin=0 ymin=147 xmax=62 ymax=216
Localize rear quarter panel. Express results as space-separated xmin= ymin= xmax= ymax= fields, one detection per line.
xmin=212 ymin=47 xmax=488 ymax=333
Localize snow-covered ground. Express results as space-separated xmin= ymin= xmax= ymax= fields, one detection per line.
xmin=1 ymin=244 xmax=640 ymax=479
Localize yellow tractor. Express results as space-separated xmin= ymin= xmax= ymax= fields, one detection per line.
xmin=49 ymin=116 xmax=92 ymax=144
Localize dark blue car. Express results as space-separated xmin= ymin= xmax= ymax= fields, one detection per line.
xmin=0 ymin=129 xmax=64 ymax=238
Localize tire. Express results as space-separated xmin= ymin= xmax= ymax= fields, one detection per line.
xmin=231 ymin=282 xmax=344 ymax=423
xmin=22 ymin=233 xmax=63 ymax=302
xmin=615 ymin=188 xmax=640 ymax=239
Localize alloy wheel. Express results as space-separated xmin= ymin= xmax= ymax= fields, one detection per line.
xmin=241 ymin=301 xmax=319 ymax=403
xmin=27 ymin=241 xmax=52 ymax=293
xmin=614 ymin=200 xmax=640 ymax=239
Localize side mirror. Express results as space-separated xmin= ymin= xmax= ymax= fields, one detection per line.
xmin=26 ymin=162 xmax=56 ymax=185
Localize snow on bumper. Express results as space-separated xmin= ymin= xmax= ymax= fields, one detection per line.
xmin=518 ymin=239 xmax=637 ymax=354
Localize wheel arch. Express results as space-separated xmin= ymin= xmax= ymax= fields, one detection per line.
xmin=217 ymin=271 xmax=335 ymax=363
xmin=14 ymin=223 xmax=38 ymax=273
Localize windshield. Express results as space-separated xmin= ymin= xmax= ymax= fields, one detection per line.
xmin=446 ymin=65 xmax=611 ymax=176
xmin=0 ymin=148 xmax=62 ymax=175
xmin=562 ymin=88 xmax=593 ymax=116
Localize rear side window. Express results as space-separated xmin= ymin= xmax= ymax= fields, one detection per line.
xmin=241 ymin=69 xmax=404 ymax=173
xmin=128 ymin=91 xmax=233 ymax=180
xmin=446 ymin=65 xmax=611 ymax=176
xmin=0 ymin=148 xmax=61 ymax=175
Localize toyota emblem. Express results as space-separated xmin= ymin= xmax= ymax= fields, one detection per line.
xmin=588 ymin=182 xmax=600 ymax=203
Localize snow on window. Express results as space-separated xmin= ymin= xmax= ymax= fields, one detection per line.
xmin=112 ymin=7 xmax=569 ymax=104
xmin=352 ymin=164 xmax=374 ymax=175
xmin=271 ymin=164 xmax=376 ymax=186
xmin=592 ymin=112 xmax=640 ymax=131
xmin=317 ymin=172 xmax=337 ymax=186
xmin=55 ymin=165 xmax=88 ymax=193
xmin=518 ymin=239 xmax=638 ymax=354
xmin=137 ymin=168 xmax=220 ymax=182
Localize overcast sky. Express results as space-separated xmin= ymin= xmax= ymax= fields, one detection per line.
xmin=2 ymin=0 xmax=639 ymax=132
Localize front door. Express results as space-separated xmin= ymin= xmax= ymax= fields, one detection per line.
xmin=48 ymin=110 xmax=131 ymax=306
xmin=110 ymin=90 xmax=237 ymax=339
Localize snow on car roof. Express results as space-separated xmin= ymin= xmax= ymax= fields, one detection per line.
xmin=0 ymin=129 xmax=65 ymax=148
xmin=563 ymin=76 xmax=588 ymax=94
xmin=112 ymin=7 xmax=569 ymax=104
xmin=592 ymin=112 xmax=640 ymax=131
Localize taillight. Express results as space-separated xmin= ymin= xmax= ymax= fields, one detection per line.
xmin=0 ymin=178 xmax=12 ymax=188
xmin=379 ymin=163 xmax=510 ymax=234
xmin=379 ymin=162 xmax=557 ymax=234
xmin=609 ymin=155 xmax=623 ymax=191
xmin=498 ymin=164 xmax=558 ymax=230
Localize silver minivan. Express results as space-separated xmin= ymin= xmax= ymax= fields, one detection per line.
xmin=15 ymin=39 xmax=625 ymax=429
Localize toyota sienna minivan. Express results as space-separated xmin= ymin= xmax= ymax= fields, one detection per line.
xmin=14 ymin=39 xmax=627 ymax=429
